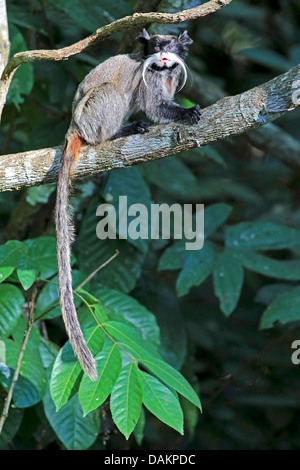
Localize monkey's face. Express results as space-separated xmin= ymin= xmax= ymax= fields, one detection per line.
xmin=138 ymin=29 xmax=193 ymax=62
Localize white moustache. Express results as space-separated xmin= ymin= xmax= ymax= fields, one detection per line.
xmin=142 ymin=52 xmax=187 ymax=92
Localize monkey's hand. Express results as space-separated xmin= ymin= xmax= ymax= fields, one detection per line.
xmin=132 ymin=120 xmax=150 ymax=134
xmin=182 ymin=105 xmax=201 ymax=124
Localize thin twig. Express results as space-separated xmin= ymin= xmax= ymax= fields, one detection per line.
xmin=0 ymin=285 xmax=38 ymax=436
xmin=76 ymin=250 xmax=120 ymax=291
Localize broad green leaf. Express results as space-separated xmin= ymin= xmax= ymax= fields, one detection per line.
xmin=225 ymin=222 xmax=300 ymax=251
xmin=0 ymin=284 xmax=24 ymax=336
xmin=110 ymin=362 xmax=143 ymax=439
xmin=240 ymin=251 xmax=300 ymax=280
xmin=103 ymin=321 xmax=201 ymax=410
xmin=0 ymin=338 xmax=47 ymax=407
xmin=17 ymin=268 xmax=36 ymax=291
xmin=0 ymin=240 xmax=25 ymax=283
xmin=43 ymin=391 xmax=100 ymax=450
xmin=204 ymin=203 xmax=232 ymax=238
xmin=22 ymin=237 xmax=58 ymax=279
xmin=158 ymin=240 xmax=187 ymax=271
xmin=176 ymin=243 xmax=216 ymax=297
xmin=12 ymin=317 xmax=41 ymax=350
xmin=139 ymin=357 xmax=201 ymax=411
xmin=213 ymin=249 xmax=244 ymax=316
xmin=79 ymin=342 xmax=122 ymax=416
xmin=103 ymin=321 xmax=161 ymax=360
xmin=96 ymin=289 xmax=160 ymax=347
xmin=141 ymin=372 xmax=183 ymax=434
xmin=259 ymin=287 xmax=300 ymax=330
xmin=50 ymin=326 xmax=105 ymax=410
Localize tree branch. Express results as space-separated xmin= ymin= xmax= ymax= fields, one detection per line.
xmin=185 ymin=70 xmax=300 ymax=168
xmin=0 ymin=64 xmax=299 ymax=192
xmin=0 ymin=0 xmax=232 ymax=120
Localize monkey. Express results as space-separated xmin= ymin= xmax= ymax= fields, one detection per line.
xmin=55 ymin=29 xmax=201 ymax=381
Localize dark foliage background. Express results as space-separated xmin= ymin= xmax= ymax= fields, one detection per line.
xmin=1 ymin=0 xmax=300 ymax=450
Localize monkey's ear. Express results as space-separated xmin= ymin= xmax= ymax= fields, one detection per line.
xmin=137 ymin=29 xmax=151 ymax=44
xmin=178 ymin=30 xmax=193 ymax=46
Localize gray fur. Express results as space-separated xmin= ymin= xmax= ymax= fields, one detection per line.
xmin=67 ymin=44 xmax=200 ymax=144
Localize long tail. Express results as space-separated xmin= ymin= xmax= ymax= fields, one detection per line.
xmin=55 ymin=133 xmax=98 ymax=381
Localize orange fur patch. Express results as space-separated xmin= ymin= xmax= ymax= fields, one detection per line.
xmin=68 ymin=133 xmax=83 ymax=165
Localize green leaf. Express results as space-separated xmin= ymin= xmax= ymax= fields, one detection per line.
xmin=17 ymin=269 xmax=36 ymax=291
xmin=110 ymin=362 xmax=143 ymax=439
xmin=176 ymin=243 xmax=216 ymax=297
xmin=259 ymin=286 xmax=300 ymax=330
xmin=103 ymin=321 xmax=201 ymax=410
xmin=141 ymin=372 xmax=183 ymax=434
xmin=158 ymin=240 xmax=187 ymax=271
xmin=213 ymin=249 xmax=244 ymax=316
xmin=0 ymin=284 xmax=24 ymax=336
xmin=43 ymin=391 xmax=100 ymax=450
xmin=79 ymin=342 xmax=122 ymax=416
xmin=140 ymin=357 xmax=201 ymax=411
xmin=96 ymin=289 xmax=160 ymax=347
xmin=240 ymin=251 xmax=300 ymax=280
xmin=103 ymin=321 xmax=160 ymax=360
xmin=7 ymin=24 xmax=34 ymax=108
xmin=0 ymin=338 xmax=47 ymax=407
xmin=0 ymin=240 xmax=25 ymax=283
xmin=204 ymin=203 xmax=232 ymax=238
xmin=22 ymin=237 xmax=58 ymax=279
xmin=50 ymin=326 xmax=105 ymax=410
xmin=225 ymin=222 xmax=300 ymax=251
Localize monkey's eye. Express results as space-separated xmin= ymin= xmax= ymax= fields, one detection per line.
xmin=155 ymin=46 xmax=160 ymax=51
xmin=167 ymin=45 xmax=172 ymax=50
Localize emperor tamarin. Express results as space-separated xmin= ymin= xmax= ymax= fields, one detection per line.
xmin=56 ymin=29 xmax=201 ymax=381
